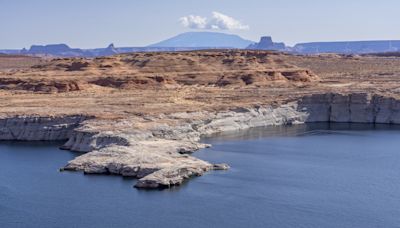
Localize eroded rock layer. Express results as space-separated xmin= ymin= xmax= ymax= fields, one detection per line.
xmin=0 ymin=50 xmax=319 ymax=93
xmin=299 ymin=93 xmax=400 ymax=123
xmin=0 ymin=115 xmax=88 ymax=140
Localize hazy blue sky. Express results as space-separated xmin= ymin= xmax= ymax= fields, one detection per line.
xmin=1 ymin=0 xmax=399 ymax=48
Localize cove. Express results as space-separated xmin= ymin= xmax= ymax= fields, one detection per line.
xmin=1 ymin=123 xmax=400 ymax=228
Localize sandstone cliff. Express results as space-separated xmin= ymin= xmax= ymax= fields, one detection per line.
xmin=299 ymin=93 xmax=400 ymax=123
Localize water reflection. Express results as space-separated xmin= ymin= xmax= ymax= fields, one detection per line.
xmin=202 ymin=122 xmax=400 ymax=143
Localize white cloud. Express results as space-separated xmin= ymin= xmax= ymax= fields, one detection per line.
xmin=179 ymin=15 xmax=207 ymax=29
xmin=179 ymin=11 xmax=249 ymax=31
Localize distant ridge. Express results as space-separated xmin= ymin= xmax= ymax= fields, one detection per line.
xmin=293 ymin=40 xmax=400 ymax=54
xmin=24 ymin=44 xmax=85 ymax=57
xmin=148 ymin=32 xmax=255 ymax=48
xmin=2 ymin=33 xmax=400 ymax=57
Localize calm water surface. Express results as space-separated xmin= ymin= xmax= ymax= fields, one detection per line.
xmin=1 ymin=123 xmax=400 ymax=228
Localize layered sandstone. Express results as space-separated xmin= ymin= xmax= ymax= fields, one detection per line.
xmin=299 ymin=93 xmax=400 ymax=123
xmin=0 ymin=115 xmax=88 ymax=141
xmin=0 ymin=50 xmax=319 ymax=93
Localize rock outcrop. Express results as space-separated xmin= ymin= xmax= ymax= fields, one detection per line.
xmin=0 ymin=115 xmax=88 ymax=140
xmin=247 ymin=36 xmax=287 ymax=51
xmin=299 ymin=93 xmax=400 ymax=123
xmin=62 ymin=102 xmax=305 ymax=188
xmin=96 ymin=43 xmax=118 ymax=56
xmin=0 ymin=78 xmax=87 ymax=93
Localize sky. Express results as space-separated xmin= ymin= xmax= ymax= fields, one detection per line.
xmin=1 ymin=0 xmax=399 ymax=49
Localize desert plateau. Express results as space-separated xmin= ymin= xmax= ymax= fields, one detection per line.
xmin=1 ymin=50 xmax=400 ymax=188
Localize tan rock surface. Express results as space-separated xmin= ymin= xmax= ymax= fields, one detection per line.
xmin=1 ymin=50 xmax=400 ymax=189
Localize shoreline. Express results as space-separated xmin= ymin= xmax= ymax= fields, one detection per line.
xmin=1 ymin=92 xmax=400 ymax=189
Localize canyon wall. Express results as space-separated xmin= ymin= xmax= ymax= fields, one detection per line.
xmin=299 ymin=93 xmax=400 ymax=123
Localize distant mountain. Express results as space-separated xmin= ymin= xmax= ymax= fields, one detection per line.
xmin=24 ymin=44 xmax=86 ymax=57
xmin=148 ymin=32 xmax=255 ymax=48
xmin=7 ymin=43 xmax=122 ymax=57
xmin=293 ymin=40 xmax=400 ymax=54
xmin=0 ymin=45 xmax=217 ymax=57
xmin=247 ymin=36 xmax=286 ymax=51
xmin=3 ymin=34 xmax=400 ymax=57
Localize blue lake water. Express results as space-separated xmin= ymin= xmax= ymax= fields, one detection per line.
xmin=1 ymin=123 xmax=400 ymax=228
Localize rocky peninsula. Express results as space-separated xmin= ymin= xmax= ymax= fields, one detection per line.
xmin=1 ymin=50 xmax=400 ymax=188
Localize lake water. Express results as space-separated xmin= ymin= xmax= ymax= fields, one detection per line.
xmin=1 ymin=123 xmax=400 ymax=228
